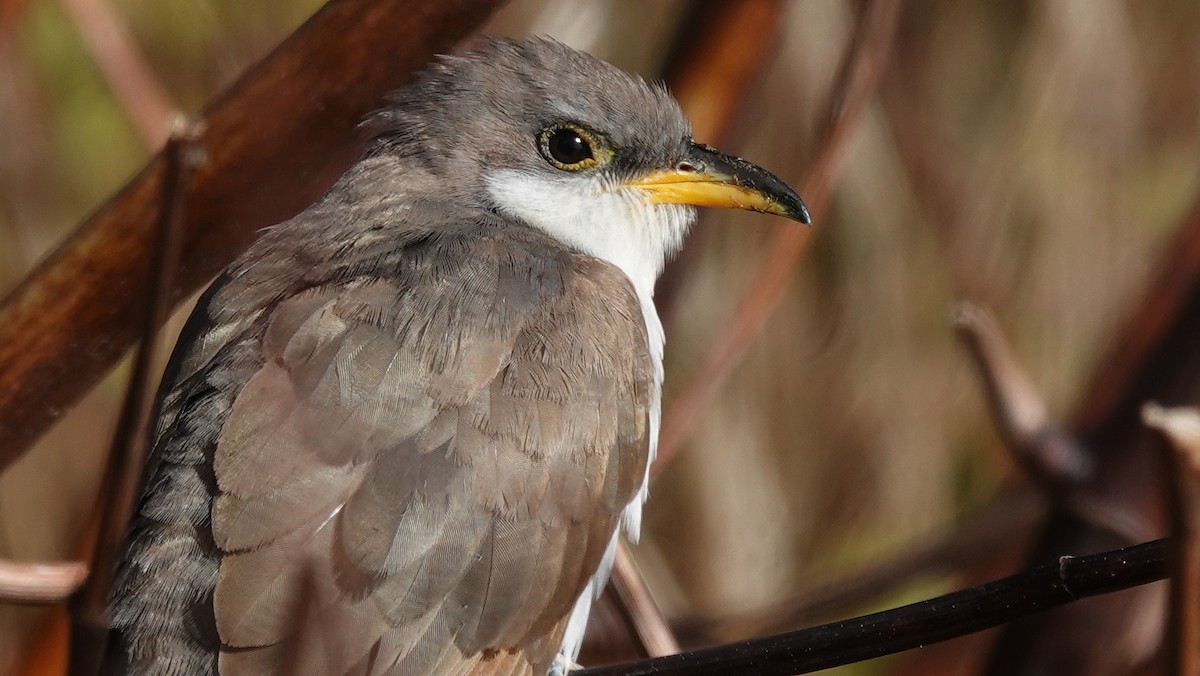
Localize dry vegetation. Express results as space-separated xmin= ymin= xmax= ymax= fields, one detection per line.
xmin=1 ymin=0 xmax=1199 ymax=674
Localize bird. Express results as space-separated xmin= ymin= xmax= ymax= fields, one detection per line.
xmin=106 ymin=36 xmax=810 ymax=676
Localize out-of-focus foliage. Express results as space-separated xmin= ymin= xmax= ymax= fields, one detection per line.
xmin=1 ymin=1 xmax=1198 ymax=674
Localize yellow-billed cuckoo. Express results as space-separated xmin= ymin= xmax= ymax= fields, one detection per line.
xmin=107 ymin=37 xmax=809 ymax=675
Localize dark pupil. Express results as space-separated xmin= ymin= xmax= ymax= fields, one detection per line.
xmin=549 ymin=129 xmax=593 ymax=165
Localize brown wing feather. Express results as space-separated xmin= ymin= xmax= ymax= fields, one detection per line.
xmin=113 ymin=223 xmax=653 ymax=675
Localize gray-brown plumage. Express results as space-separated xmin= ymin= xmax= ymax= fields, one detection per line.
xmin=108 ymin=37 xmax=807 ymax=676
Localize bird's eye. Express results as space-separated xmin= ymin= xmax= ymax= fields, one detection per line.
xmin=547 ymin=129 xmax=592 ymax=165
xmin=539 ymin=125 xmax=609 ymax=171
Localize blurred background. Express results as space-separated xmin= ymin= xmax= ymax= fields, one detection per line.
xmin=1 ymin=0 xmax=1199 ymax=673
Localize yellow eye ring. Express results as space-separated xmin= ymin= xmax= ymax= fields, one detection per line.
xmin=538 ymin=125 xmax=613 ymax=171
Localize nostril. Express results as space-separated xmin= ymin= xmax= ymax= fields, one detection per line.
xmin=676 ymin=161 xmax=699 ymax=172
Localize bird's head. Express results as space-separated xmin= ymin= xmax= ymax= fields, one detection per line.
xmin=368 ymin=37 xmax=810 ymax=293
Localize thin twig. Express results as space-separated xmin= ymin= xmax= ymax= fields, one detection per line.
xmin=655 ymin=0 xmax=904 ymax=471
xmin=579 ymin=538 xmax=1168 ymax=676
xmin=954 ymin=305 xmax=1151 ymax=543
xmin=609 ymin=544 xmax=680 ymax=659
xmin=953 ymin=302 xmax=1093 ymax=487
xmin=0 ymin=559 xmax=88 ymax=604
xmin=60 ymin=0 xmax=174 ymax=149
xmin=68 ymin=118 xmax=204 ymax=676
xmin=1143 ymin=404 xmax=1200 ymax=676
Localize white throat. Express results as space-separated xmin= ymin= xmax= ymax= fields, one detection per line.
xmin=485 ymin=170 xmax=693 ymax=296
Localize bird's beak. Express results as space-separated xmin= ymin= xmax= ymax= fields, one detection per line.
xmin=625 ymin=142 xmax=811 ymax=224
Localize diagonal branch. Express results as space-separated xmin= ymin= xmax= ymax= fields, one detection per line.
xmin=0 ymin=0 xmax=506 ymax=473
